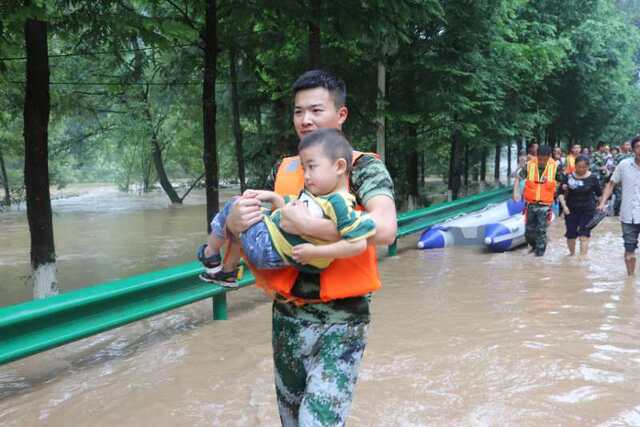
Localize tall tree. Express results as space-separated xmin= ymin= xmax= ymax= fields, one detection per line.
xmin=202 ymin=0 xmax=219 ymax=230
xmin=23 ymin=13 xmax=58 ymax=298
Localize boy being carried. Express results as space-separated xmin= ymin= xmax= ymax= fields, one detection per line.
xmin=196 ymin=128 xmax=376 ymax=286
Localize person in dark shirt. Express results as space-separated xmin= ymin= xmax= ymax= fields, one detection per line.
xmin=558 ymin=155 xmax=602 ymax=256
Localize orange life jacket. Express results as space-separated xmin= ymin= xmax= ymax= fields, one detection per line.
xmin=565 ymin=155 xmax=576 ymax=174
xmin=523 ymin=159 xmax=557 ymax=205
xmin=250 ymin=151 xmax=381 ymax=304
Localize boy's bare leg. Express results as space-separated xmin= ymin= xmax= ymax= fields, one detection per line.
xmin=221 ymin=240 xmax=242 ymax=273
xmin=204 ymin=233 xmax=225 ymax=258
xmin=567 ymin=238 xmax=576 ymax=256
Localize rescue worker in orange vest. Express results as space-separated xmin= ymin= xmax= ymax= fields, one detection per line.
xmin=219 ymin=70 xmax=397 ymax=426
xmin=565 ymin=143 xmax=582 ymax=175
xmin=513 ymin=145 xmax=562 ymax=256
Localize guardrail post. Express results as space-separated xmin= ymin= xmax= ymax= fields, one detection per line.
xmin=213 ymin=293 xmax=228 ymax=320
xmin=388 ymin=239 xmax=398 ymax=256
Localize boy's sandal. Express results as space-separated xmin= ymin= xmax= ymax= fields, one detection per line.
xmin=196 ymin=243 xmax=222 ymax=269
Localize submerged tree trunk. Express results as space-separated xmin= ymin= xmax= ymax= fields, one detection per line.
xmin=0 ymin=144 xmax=10 ymax=206
xmin=308 ymin=0 xmax=321 ymax=68
xmin=24 ymin=17 xmax=57 ymax=299
xmin=151 ymin=137 xmax=181 ymax=203
xmin=202 ymin=0 xmax=219 ymax=232
xmin=229 ymin=46 xmax=246 ymax=193
xmin=494 ymin=143 xmax=501 ymax=183
xmin=449 ymin=129 xmax=463 ymax=200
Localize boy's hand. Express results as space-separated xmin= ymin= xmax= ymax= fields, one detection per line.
xmin=291 ymin=243 xmax=317 ymax=265
xmin=280 ymin=200 xmax=311 ymax=235
xmin=242 ymin=189 xmax=261 ymax=198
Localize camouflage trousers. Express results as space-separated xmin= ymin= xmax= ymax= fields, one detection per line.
xmin=272 ymin=309 xmax=368 ymax=427
xmin=525 ymin=203 xmax=551 ymax=256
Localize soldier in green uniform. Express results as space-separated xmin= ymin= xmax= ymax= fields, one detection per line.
xmin=513 ymin=145 xmax=563 ymax=256
xmin=591 ymin=142 xmax=611 ymax=185
xmin=225 ymin=70 xmax=397 ymax=427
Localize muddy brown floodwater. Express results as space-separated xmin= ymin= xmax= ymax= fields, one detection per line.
xmin=1 ymin=216 xmax=640 ymax=426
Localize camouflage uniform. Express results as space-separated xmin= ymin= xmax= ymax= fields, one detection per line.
xmin=519 ymin=165 xmax=561 ymax=256
xmin=613 ymin=152 xmax=634 ymax=216
xmin=525 ymin=204 xmax=551 ymax=256
xmin=590 ymin=151 xmax=611 ymax=185
xmin=265 ymin=154 xmax=395 ymax=427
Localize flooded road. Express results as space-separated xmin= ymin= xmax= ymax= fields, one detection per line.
xmin=0 ymin=185 xmax=236 ymax=306
xmin=1 ymin=217 xmax=639 ymax=426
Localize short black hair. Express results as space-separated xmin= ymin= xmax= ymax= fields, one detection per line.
xmin=538 ymin=145 xmax=552 ymax=156
xmin=631 ymin=135 xmax=640 ymax=149
xmin=298 ymin=128 xmax=353 ymax=172
xmin=597 ymin=141 xmax=607 ymax=149
xmin=292 ymin=70 xmax=346 ymax=107
xmin=575 ymin=155 xmax=590 ymax=165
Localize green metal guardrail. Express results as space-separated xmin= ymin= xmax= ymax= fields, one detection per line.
xmin=0 ymin=186 xmax=511 ymax=366
xmin=388 ymin=186 xmax=512 ymax=255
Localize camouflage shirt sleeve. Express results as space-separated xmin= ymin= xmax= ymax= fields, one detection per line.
xmin=264 ymin=159 xmax=282 ymax=192
xmin=349 ymin=154 xmax=395 ymax=206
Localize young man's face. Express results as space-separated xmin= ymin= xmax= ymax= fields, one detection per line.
xmin=571 ymin=145 xmax=581 ymax=155
xmin=293 ymin=88 xmax=348 ymax=140
xmin=634 ymin=142 xmax=640 ymax=158
xmin=622 ymin=141 xmax=632 ymax=153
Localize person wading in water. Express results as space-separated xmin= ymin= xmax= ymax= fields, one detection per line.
xmin=558 ymin=155 xmax=602 ymax=256
xmin=513 ymin=145 xmax=562 ymax=256
xmin=598 ymin=136 xmax=640 ymax=276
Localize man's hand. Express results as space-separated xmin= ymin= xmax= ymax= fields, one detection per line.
xmin=279 ymin=200 xmax=311 ymax=235
xmin=225 ymin=196 xmax=263 ymax=236
xmin=513 ymin=193 xmax=521 ymax=202
xmin=291 ymin=243 xmax=317 ymax=265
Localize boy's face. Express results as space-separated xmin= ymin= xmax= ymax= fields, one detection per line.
xmin=293 ymin=88 xmax=348 ymax=141
xmin=299 ymin=145 xmax=345 ymax=196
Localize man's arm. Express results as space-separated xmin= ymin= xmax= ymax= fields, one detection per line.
xmin=512 ymin=175 xmax=521 ymax=201
xmin=291 ymin=239 xmax=367 ymax=265
xmin=278 ymin=202 xmax=341 ymax=241
xmin=364 ymin=195 xmax=397 ymax=245
xmin=597 ymin=180 xmax=616 ymax=210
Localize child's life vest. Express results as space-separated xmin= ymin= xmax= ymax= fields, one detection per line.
xmin=249 ymin=151 xmax=382 ymax=304
xmin=523 ymin=158 xmax=557 ymax=205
